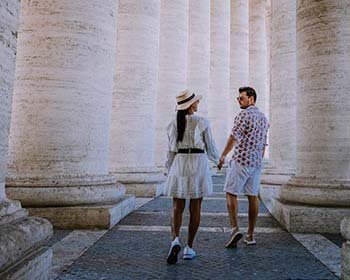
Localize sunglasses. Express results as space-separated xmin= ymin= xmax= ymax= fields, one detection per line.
xmin=237 ymin=96 xmax=250 ymax=101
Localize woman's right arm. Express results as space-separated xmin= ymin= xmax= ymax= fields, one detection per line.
xmin=165 ymin=121 xmax=177 ymax=172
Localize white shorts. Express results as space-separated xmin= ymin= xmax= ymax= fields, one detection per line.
xmin=223 ymin=160 xmax=262 ymax=196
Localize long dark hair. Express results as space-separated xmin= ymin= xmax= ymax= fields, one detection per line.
xmin=177 ymin=109 xmax=189 ymax=142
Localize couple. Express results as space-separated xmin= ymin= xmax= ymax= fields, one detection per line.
xmin=164 ymin=87 xmax=269 ymax=265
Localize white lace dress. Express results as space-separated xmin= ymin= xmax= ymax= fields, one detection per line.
xmin=164 ymin=115 xmax=220 ymax=199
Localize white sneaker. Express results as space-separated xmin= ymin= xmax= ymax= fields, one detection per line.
xmin=225 ymin=227 xmax=243 ymax=248
xmin=167 ymin=238 xmax=181 ymax=264
xmin=183 ymin=245 xmax=196 ymax=260
xmin=243 ymin=234 xmax=257 ymax=245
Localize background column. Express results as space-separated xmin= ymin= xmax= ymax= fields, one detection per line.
xmin=110 ymin=0 xmax=165 ymax=197
xmin=187 ymin=0 xmax=211 ymax=117
xmin=154 ymin=0 xmax=189 ymax=168
xmin=209 ymin=0 xmax=230 ymax=151
xmin=6 ymin=0 xmax=134 ymax=229
xmin=0 ymin=1 xmax=52 ymax=278
xmin=249 ymin=0 xmax=268 ymax=115
xmin=260 ymin=0 xmax=297 ymax=205
xmin=275 ymin=0 xmax=350 ymax=233
xmin=229 ymin=0 xmax=249 ymax=128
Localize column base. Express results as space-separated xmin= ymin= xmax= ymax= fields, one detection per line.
xmin=342 ymin=242 xmax=350 ymax=280
xmin=260 ymin=173 xmax=292 ymax=185
xmin=261 ymin=161 xmax=295 ymax=184
xmin=112 ymin=167 xmax=166 ymax=197
xmin=27 ymin=195 xmax=135 ymax=229
xmin=280 ymin=177 xmax=350 ymax=207
xmin=0 ymin=215 xmax=53 ymax=280
xmin=268 ymin=199 xmax=350 ymax=233
xmin=0 ymin=199 xmax=27 ymax=225
xmin=6 ymin=174 xmax=124 ymax=207
xmin=342 ymin=218 xmax=350 ymax=240
xmin=0 ymin=247 xmax=52 ymax=280
xmin=259 ymin=183 xmax=283 ymax=212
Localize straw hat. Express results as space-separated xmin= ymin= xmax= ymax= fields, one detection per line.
xmin=176 ymin=90 xmax=202 ymax=110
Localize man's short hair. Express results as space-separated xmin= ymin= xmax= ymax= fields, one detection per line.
xmin=239 ymin=86 xmax=257 ymax=102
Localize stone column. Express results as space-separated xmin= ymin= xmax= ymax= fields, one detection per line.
xmin=265 ymin=0 xmax=271 ymax=110
xmin=187 ymin=0 xmax=210 ymax=117
xmin=260 ymin=0 xmax=297 ymax=206
xmin=6 ymin=0 xmax=135 ymax=229
xmin=110 ymin=0 xmax=165 ymax=197
xmin=249 ymin=0 xmax=268 ymax=115
xmin=275 ymin=0 xmax=350 ymax=233
xmin=229 ymin=0 xmax=249 ymax=128
xmin=154 ymin=0 xmax=188 ymax=168
xmin=209 ymin=0 xmax=230 ymax=151
xmin=0 ymin=1 xmax=52 ymax=278
xmin=342 ymin=218 xmax=350 ymax=280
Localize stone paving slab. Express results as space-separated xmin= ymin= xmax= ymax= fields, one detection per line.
xmin=56 ymin=230 xmax=338 ymax=280
xmin=212 ymin=176 xmax=226 ymax=185
xmin=137 ymin=197 xmax=269 ymax=214
xmin=120 ymin=212 xmax=281 ymax=228
xmin=213 ymin=184 xmax=225 ymax=192
xmin=46 ymin=230 xmax=73 ymax=247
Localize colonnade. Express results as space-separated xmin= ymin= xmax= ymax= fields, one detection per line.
xmin=0 ymin=2 xmax=350 ymax=277
xmin=262 ymin=0 xmax=350 ymax=233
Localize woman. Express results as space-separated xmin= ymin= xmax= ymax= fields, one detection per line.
xmin=164 ymin=89 xmax=220 ymax=264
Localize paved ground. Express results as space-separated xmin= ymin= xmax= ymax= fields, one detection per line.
xmin=48 ymin=175 xmax=343 ymax=280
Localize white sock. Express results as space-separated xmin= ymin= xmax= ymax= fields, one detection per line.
xmin=173 ymin=236 xmax=179 ymax=243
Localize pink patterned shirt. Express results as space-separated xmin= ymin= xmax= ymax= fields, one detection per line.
xmin=230 ymin=106 xmax=269 ymax=167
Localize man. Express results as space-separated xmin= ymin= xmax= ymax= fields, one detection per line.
xmin=218 ymin=86 xmax=269 ymax=248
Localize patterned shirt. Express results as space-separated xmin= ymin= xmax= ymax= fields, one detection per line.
xmin=230 ymin=106 xmax=269 ymax=167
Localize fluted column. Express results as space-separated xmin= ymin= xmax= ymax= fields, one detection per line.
xmin=0 ymin=2 xmax=18 ymax=201
xmin=265 ymin=0 xmax=271 ymax=120
xmin=154 ymin=0 xmax=188 ymax=168
xmin=261 ymin=0 xmax=296 ymax=186
xmin=209 ymin=0 xmax=230 ymax=151
xmin=249 ymin=0 xmax=268 ymax=115
xmin=110 ymin=0 xmax=165 ymax=197
xmin=0 ymin=1 xmax=52 ymax=277
xmin=229 ymin=0 xmax=249 ymax=127
xmin=276 ymin=0 xmax=350 ymax=233
xmin=6 ymin=0 xmax=134 ymax=229
xmin=187 ymin=0 xmax=210 ymax=117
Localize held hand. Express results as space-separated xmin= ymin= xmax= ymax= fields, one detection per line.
xmin=217 ymin=155 xmax=226 ymax=170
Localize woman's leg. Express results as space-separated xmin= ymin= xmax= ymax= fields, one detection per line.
xmin=172 ymin=198 xmax=186 ymax=240
xmin=187 ymin=197 xmax=203 ymax=247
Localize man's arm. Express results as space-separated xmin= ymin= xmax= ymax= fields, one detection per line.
xmin=218 ymin=136 xmax=236 ymax=170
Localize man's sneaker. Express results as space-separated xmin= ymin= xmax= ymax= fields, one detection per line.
xmin=225 ymin=227 xmax=243 ymax=248
xmin=183 ymin=245 xmax=196 ymax=260
xmin=167 ymin=238 xmax=181 ymax=264
xmin=244 ymin=234 xmax=257 ymax=245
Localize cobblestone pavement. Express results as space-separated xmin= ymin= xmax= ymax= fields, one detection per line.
xmin=51 ymin=175 xmax=342 ymax=280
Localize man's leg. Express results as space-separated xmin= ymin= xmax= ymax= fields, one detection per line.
xmin=225 ymin=192 xmax=243 ymax=248
xmin=187 ymin=198 xmax=202 ymax=247
xmin=172 ymin=198 xmax=186 ymax=240
xmin=244 ymin=166 xmax=262 ymax=244
xmin=226 ymin=192 xmax=239 ymax=229
xmin=247 ymin=195 xmax=259 ymax=237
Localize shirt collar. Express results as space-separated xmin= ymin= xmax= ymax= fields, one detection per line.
xmin=246 ymin=105 xmax=257 ymax=111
